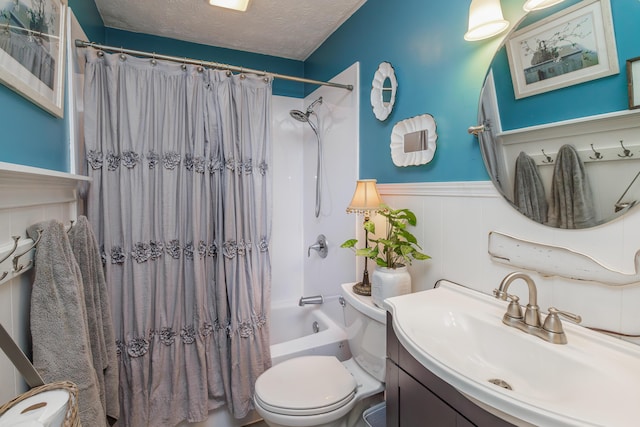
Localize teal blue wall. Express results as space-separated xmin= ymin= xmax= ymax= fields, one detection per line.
xmin=0 ymin=1 xmax=303 ymax=172
xmin=305 ymin=0 xmax=639 ymax=183
xmin=105 ymin=29 xmax=304 ymax=98
xmin=494 ymin=0 xmax=640 ymax=130
xmin=4 ymin=1 xmax=637 ymax=178
xmin=305 ymin=0 xmax=498 ymax=183
xmin=0 ymin=0 xmax=104 ymax=172
xmin=69 ymin=0 xmax=106 ymax=43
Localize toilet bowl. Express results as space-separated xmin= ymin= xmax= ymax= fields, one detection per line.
xmin=254 ymin=283 xmax=386 ymax=427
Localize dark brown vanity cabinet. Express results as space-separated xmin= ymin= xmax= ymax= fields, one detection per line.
xmin=385 ymin=312 xmax=514 ymax=427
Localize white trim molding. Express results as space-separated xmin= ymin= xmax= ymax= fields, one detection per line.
xmin=0 ymin=162 xmax=90 ymax=210
xmin=376 ymin=181 xmax=499 ymax=198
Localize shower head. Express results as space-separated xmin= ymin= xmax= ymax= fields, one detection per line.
xmin=289 ymin=96 xmax=323 ymax=123
xmin=290 ymin=109 xmax=311 ymax=122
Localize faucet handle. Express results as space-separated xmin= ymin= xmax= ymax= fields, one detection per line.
xmin=504 ymin=294 xmax=523 ymax=320
xmin=308 ymin=234 xmax=328 ymax=258
xmin=543 ymin=307 xmax=582 ymax=334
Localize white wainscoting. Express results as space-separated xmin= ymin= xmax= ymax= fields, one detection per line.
xmin=375 ymin=181 xmax=640 ymax=342
xmin=0 ymin=162 xmax=86 ymax=404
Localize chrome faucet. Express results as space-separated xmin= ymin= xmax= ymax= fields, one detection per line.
xmin=298 ymin=295 xmax=324 ymax=306
xmin=494 ymin=272 xmax=581 ymax=344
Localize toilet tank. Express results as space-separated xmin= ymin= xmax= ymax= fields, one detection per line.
xmin=340 ymin=283 xmax=386 ymax=382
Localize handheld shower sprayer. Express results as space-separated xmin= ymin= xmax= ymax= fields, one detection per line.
xmin=290 ymin=97 xmax=324 ymax=218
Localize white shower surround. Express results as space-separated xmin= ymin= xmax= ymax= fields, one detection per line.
xmin=272 ymin=63 xmax=361 ymax=308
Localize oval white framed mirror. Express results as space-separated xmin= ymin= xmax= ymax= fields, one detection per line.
xmin=476 ymin=0 xmax=640 ymax=229
xmin=390 ymin=113 xmax=438 ymax=167
xmin=371 ymin=62 xmax=397 ymax=121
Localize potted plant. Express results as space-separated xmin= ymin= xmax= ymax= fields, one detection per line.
xmin=341 ymin=205 xmax=430 ymax=307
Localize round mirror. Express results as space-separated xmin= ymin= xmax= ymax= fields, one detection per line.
xmin=477 ymin=0 xmax=640 ymax=229
xmin=371 ymin=62 xmax=397 ymax=121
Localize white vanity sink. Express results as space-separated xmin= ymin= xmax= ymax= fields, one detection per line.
xmin=384 ymin=280 xmax=640 ymax=427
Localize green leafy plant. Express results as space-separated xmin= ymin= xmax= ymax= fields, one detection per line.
xmin=341 ymin=205 xmax=430 ymax=268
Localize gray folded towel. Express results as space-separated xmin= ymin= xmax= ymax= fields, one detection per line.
xmin=514 ymin=151 xmax=548 ymax=224
xmin=547 ymin=144 xmax=597 ymax=229
xmin=68 ymin=216 xmax=120 ymax=423
xmin=28 ymin=220 xmax=108 ymax=427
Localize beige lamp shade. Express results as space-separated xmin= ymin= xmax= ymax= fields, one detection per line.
xmin=464 ymin=0 xmax=509 ymax=41
xmin=523 ymin=0 xmax=565 ymax=11
xmin=346 ymin=179 xmax=384 ymax=215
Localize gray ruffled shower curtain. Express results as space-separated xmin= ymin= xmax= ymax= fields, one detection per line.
xmin=83 ymin=49 xmax=272 ymax=426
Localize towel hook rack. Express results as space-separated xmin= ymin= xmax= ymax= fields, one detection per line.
xmin=0 ymin=236 xmax=21 ymax=280
xmin=541 ymin=149 xmax=554 ymax=164
xmin=589 ymin=144 xmax=603 ymax=160
xmin=618 ymin=140 xmax=633 ymax=158
xmin=13 ymin=229 xmax=42 ymax=273
xmin=0 ymin=236 xmax=21 ymax=265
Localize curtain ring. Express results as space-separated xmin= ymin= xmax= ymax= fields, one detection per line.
xmin=197 ymin=61 xmax=204 ymax=73
xmin=119 ymin=47 xmax=126 ymax=61
xmin=181 ymin=58 xmax=187 ymax=71
xmin=240 ymin=67 xmax=246 ymax=80
xmin=150 ymin=52 xmax=157 ymax=66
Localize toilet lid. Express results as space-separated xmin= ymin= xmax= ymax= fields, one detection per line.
xmin=254 ymin=356 xmax=357 ymax=416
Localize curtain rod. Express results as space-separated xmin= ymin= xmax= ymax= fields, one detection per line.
xmin=74 ymin=40 xmax=353 ymax=91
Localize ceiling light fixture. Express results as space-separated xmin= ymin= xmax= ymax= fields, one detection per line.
xmin=464 ymin=0 xmax=510 ymax=42
xmin=208 ymin=0 xmax=251 ymax=12
xmin=523 ymin=0 xmax=565 ymax=12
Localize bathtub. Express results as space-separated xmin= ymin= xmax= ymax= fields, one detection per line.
xmin=269 ymin=300 xmax=350 ymax=366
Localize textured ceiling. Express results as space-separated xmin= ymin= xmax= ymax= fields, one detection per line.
xmin=94 ymin=0 xmax=367 ymax=60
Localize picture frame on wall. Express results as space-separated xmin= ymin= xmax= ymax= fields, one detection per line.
xmin=628 ymin=57 xmax=640 ymax=110
xmin=506 ymin=0 xmax=619 ymax=100
xmin=0 ymin=0 xmax=67 ymax=117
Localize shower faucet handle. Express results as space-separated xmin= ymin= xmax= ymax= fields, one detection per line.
xmin=308 ymin=234 xmax=328 ymax=258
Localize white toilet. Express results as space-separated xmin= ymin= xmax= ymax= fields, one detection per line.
xmin=253 ymin=283 xmax=386 ymax=427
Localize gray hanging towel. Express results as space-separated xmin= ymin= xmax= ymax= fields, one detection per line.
xmin=547 ymin=144 xmax=597 ymax=229
xmin=27 ymin=220 xmax=108 ymax=427
xmin=514 ymin=151 xmax=548 ymax=224
xmin=68 ymin=216 xmax=120 ymax=424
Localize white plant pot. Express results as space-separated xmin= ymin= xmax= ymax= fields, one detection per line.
xmin=371 ymin=265 xmax=411 ymax=308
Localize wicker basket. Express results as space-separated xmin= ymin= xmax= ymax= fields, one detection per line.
xmin=0 ymin=381 xmax=80 ymax=427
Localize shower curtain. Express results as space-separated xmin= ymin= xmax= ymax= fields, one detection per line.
xmin=83 ymin=49 xmax=272 ymax=426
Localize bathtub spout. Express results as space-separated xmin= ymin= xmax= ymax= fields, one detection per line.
xmin=298 ymin=295 xmax=324 ymax=306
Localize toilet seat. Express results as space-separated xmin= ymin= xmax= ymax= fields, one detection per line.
xmin=254 ymin=356 xmax=357 ymax=416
